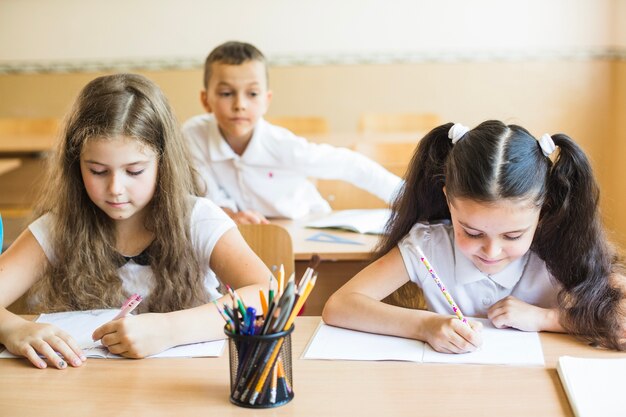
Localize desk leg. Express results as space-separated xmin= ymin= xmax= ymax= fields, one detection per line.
xmin=295 ymin=260 xmax=369 ymax=316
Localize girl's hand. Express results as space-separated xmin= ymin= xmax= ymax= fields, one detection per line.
xmin=92 ymin=313 xmax=171 ymax=358
xmin=2 ymin=320 xmax=85 ymax=369
xmin=488 ymin=296 xmax=557 ymax=332
xmin=422 ymin=315 xmax=483 ymax=354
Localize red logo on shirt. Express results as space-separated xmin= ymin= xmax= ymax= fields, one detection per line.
xmin=268 ymin=172 xmax=273 ymax=178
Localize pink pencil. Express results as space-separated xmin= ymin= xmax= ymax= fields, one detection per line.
xmin=415 ymin=246 xmax=469 ymax=327
xmin=113 ymin=294 xmax=143 ymax=320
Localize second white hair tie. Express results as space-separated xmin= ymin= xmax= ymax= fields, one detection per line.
xmin=448 ymin=123 xmax=470 ymax=144
xmin=538 ymin=133 xmax=556 ymax=157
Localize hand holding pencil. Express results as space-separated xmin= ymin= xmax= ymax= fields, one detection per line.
xmin=415 ymin=246 xmax=482 ymax=353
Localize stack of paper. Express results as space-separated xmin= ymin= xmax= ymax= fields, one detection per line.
xmin=0 ymin=309 xmax=224 ymax=359
xmin=302 ymin=319 xmax=545 ymax=366
xmin=557 ymin=355 xmax=626 ymax=417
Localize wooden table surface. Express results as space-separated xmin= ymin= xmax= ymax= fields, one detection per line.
xmin=273 ymin=216 xmax=380 ymax=261
xmin=0 ymin=158 xmax=22 ymax=175
xmin=2 ymin=316 xmax=625 ymax=417
xmin=0 ymin=133 xmax=56 ymax=155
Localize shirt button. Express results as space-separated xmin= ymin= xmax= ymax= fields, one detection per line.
xmin=482 ymin=298 xmax=492 ymax=305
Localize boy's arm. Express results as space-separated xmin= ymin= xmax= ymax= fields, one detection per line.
xmin=285 ymin=138 xmax=403 ymax=203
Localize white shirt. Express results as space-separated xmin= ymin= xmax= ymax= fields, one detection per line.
xmin=182 ymin=114 xmax=403 ymax=219
xmin=29 ymin=196 xmax=235 ymax=302
xmin=397 ymin=222 xmax=559 ymax=318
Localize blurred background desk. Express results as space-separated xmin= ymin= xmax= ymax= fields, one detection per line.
xmin=0 ymin=134 xmax=56 ymax=155
xmin=2 ymin=315 xmax=624 ymax=416
xmin=273 ymin=216 xmax=380 ymax=315
xmin=0 ymin=158 xmax=21 ymax=176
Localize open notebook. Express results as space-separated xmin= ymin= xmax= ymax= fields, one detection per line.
xmin=302 ymin=319 xmax=544 ymax=366
xmin=557 ymin=356 xmax=626 ymax=417
xmin=306 ymin=209 xmax=391 ymax=235
xmin=0 ymin=309 xmax=225 ymax=359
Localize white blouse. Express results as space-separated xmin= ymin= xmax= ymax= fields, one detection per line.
xmin=397 ymin=222 xmax=559 ymax=317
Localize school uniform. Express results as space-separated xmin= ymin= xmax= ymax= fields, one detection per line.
xmin=29 ymin=196 xmax=234 ymax=302
xmin=182 ymin=114 xmax=403 ymax=219
xmin=397 ymin=222 xmax=559 ymax=318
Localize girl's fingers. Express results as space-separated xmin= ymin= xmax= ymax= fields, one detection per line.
xmin=100 ymin=332 xmax=119 ymax=349
xmin=105 ymin=342 xmax=126 ymax=355
xmin=22 ymin=346 xmax=47 ymax=369
xmin=33 ymin=340 xmax=67 ymax=369
xmin=46 ymin=335 xmax=84 ymax=367
xmin=63 ymin=336 xmax=87 ymax=362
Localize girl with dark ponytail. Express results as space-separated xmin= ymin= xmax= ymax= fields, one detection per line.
xmin=323 ymin=120 xmax=625 ymax=353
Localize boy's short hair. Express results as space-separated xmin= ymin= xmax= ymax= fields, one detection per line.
xmin=203 ymin=41 xmax=268 ymax=89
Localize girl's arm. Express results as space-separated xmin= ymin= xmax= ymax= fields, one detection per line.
xmin=0 ymin=229 xmax=86 ymax=369
xmin=322 ymin=248 xmax=482 ymax=353
xmin=92 ymin=227 xmax=271 ymax=358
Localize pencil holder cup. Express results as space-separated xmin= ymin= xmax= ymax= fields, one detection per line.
xmin=225 ymin=325 xmax=295 ymax=408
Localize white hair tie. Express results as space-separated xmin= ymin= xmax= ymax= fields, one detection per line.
xmin=538 ymin=133 xmax=556 ymax=157
xmin=448 ymin=123 xmax=470 ymax=144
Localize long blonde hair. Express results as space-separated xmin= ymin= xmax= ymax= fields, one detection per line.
xmin=31 ymin=73 xmax=208 ymax=313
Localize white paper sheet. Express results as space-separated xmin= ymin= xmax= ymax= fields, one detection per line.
xmin=303 ymin=319 xmax=544 ymax=366
xmin=0 ymin=309 xmax=224 ymax=359
xmin=557 ymin=356 xmax=626 ymax=417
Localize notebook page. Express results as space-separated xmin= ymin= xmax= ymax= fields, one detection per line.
xmin=302 ymin=319 xmax=545 ymax=366
xmin=306 ymin=209 xmax=391 ymax=234
xmin=302 ymin=321 xmax=425 ymax=361
xmin=422 ymin=318 xmax=545 ymax=366
xmin=0 ymin=310 xmax=225 ymax=359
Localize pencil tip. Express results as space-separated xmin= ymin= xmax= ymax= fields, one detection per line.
xmin=310 ymin=253 xmax=321 ymax=270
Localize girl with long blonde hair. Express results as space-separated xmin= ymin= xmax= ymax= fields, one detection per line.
xmin=0 ymin=73 xmax=269 ymax=369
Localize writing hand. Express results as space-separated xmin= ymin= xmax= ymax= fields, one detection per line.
xmin=92 ymin=313 xmax=170 ymax=358
xmin=423 ymin=314 xmax=483 ymax=354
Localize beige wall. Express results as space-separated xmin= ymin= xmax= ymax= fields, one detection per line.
xmin=611 ymin=61 xmax=626 ymax=250
xmin=0 ymin=58 xmax=623 ymax=248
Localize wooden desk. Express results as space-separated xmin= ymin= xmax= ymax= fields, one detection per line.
xmin=273 ymin=216 xmax=379 ymax=315
xmin=273 ymin=216 xmax=379 ymax=262
xmin=0 ymin=158 xmax=21 ymax=175
xmin=0 ymin=134 xmax=56 ymax=155
xmin=2 ymin=316 xmax=625 ymax=416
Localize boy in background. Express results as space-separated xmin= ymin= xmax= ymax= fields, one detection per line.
xmin=183 ymin=41 xmax=402 ymax=224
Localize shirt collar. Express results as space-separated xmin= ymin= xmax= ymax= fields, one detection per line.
xmin=453 ymin=242 xmax=528 ymax=289
xmin=206 ymin=117 xmax=267 ymax=163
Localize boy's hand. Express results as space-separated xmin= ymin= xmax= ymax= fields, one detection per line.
xmin=488 ymin=296 xmax=556 ymax=331
xmin=2 ymin=320 xmax=85 ymax=369
xmin=92 ymin=313 xmax=170 ymax=358
xmin=422 ymin=314 xmax=483 ymax=354
xmin=230 ymin=210 xmax=269 ymax=225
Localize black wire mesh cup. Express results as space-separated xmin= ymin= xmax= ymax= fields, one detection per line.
xmin=225 ymin=325 xmax=294 ymax=408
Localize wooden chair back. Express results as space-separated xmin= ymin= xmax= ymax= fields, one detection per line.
xmin=265 ymin=116 xmax=329 ymax=136
xmin=353 ymin=141 xmax=419 ymax=177
xmin=238 ymin=223 xmax=295 ymax=279
xmin=358 ymin=112 xmax=440 ymax=134
xmin=315 ymin=180 xmax=388 ymax=210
